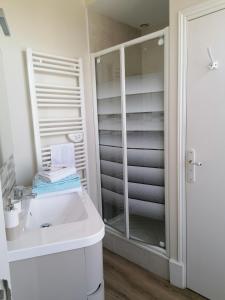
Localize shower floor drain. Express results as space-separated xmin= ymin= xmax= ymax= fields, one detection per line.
xmin=40 ymin=223 xmax=52 ymax=228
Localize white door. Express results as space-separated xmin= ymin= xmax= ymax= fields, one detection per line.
xmin=186 ymin=8 xmax=225 ymax=300
xmin=0 ymin=181 xmax=11 ymax=299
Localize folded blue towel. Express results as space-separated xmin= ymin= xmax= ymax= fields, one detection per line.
xmin=32 ymin=174 xmax=81 ymax=195
xmin=33 ymin=174 xmax=80 ymax=188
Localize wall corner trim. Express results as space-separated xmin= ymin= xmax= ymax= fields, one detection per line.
xmin=169 ymin=259 xmax=186 ymax=289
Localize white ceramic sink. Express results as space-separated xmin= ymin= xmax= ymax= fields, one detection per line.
xmin=26 ymin=192 xmax=88 ymax=230
xmin=7 ymin=190 xmax=105 ymax=262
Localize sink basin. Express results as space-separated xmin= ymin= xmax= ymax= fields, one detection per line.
xmin=26 ymin=192 xmax=88 ymax=230
xmin=7 ymin=190 xmax=105 ymax=262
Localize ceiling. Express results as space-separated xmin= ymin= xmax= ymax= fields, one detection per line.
xmin=87 ymin=0 xmax=169 ymax=29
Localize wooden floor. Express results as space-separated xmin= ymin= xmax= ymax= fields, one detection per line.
xmin=104 ymin=249 xmax=205 ymax=300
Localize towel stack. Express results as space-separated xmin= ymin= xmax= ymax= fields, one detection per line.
xmin=38 ymin=167 xmax=77 ymax=183
xmin=32 ymin=143 xmax=82 ymax=196
xmin=32 ymin=167 xmax=81 ymax=196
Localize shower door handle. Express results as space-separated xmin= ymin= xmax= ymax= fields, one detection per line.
xmin=187 ymin=149 xmax=202 ymax=183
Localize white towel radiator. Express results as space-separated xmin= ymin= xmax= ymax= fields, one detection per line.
xmin=26 ymin=49 xmax=89 ymax=190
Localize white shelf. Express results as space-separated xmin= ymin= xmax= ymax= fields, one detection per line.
xmin=97 ymin=72 xmax=164 ymax=99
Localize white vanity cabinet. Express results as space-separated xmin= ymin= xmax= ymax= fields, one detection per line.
xmin=7 ymin=191 xmax=105 ymax=299
xmin=10 ymin=242 xmax=104 ymax=300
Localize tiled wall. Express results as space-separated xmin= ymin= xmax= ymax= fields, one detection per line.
xmin=0 ymin=155 xmax=16 ymax=205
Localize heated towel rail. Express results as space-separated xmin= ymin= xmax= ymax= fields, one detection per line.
xmin=26 ymin=49 xmax=88 ymax=190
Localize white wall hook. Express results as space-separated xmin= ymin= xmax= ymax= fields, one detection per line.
xmin=207 ymin=47 xmax=219 ymax=70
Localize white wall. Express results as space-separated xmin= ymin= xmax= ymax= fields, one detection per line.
xmin=0 ymin=0 xmax=98 ymax=206
xmin=0 ymin=50 xmax=13 ymax=167
xmin=169 ymin=0 xmax=209 ymax=260
xmin=87 ymin=9 xmax=140 ymax=52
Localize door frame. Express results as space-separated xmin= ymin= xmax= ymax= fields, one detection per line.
xmin=91 ymin=28 xmax=170 ymax=257
xmin=176 ymin=0 xmax=225 ymax=289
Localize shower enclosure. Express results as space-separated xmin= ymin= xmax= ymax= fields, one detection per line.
xmin=92 ymin=29 xmax=169 ymax=255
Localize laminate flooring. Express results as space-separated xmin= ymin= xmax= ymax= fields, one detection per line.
xmin=104 ymin=249 xmax=206 ymax=300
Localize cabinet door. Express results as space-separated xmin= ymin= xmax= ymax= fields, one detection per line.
xmin=10 ymin=250 xmax=86 ymax=300
xmin=95 ymin=51 xmax=126 ymax=234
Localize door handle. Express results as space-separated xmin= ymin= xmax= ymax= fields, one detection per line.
xmin=187 ymin=149 xmax=202 ymax=183
xmin=188 ymin=160 xmax=202 ymax=167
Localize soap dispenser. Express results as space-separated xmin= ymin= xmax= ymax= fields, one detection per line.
xmin=4 ymin=203 xmax=20 ymax=241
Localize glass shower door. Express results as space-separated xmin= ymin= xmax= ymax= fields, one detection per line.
xmin=95 ymin=51 xmax=126 ymax=234
xmin=124 ymin=37 xmax=166 ymax=248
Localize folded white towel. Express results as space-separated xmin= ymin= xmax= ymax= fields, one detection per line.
xmin=39 ymin=167 xmax=77 ymax=183
xmin=51 ymin=143 xmax=75 ymax=168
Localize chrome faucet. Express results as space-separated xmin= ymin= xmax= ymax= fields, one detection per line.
xmin=7 ymin=186 xmax=36 ymax=208
xmin=13 ymin=186 xmax=23 ymax=201
xmin=13 ymin=186 xmax=37 ymax=201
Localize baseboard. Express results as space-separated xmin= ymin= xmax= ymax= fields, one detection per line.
xmin=103 ymin=230 xmax=169 ymax=280
xmin=169 ymin=259 xmax=186 ymax=288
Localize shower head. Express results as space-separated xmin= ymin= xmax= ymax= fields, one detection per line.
xmin=0 ymin=8 xmax=10 ymax=36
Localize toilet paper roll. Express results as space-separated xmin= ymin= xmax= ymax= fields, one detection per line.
xmin=4 ymin=209 xmax=19 ymax=229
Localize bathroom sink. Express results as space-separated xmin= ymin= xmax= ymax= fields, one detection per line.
xmin=7 ymin=190 xmax=105 ymax=262
xmin=26 ymin=191 xmax=88 ymax=230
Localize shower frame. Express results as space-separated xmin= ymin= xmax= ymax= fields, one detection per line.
xmin=91 ymin=28 xmax=169 ymax=257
